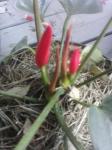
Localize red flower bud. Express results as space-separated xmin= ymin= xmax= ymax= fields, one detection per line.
xmin=35 ymin=24 xmax=52 ymax=68
xmin=69 ymin=48 xmax=80 ymax=74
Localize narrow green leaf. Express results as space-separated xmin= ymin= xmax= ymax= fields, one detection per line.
xmin=76 ymin=67 xmax=112 ymax=87
xmin=15 ymin=88 xmax=64 ymax=150
xmin=80 ymin=17 xmax=112 ymax=70
xmin=0 ymin=90 xmax=36 ymax=102
xmin=74 ymin=17 xmax=112 ymax=82
xmin=6 ymin=85 xmax=30 ymax=97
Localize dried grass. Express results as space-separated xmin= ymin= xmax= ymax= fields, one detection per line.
xmin=0 ymin=49 xmax=112 ymax=150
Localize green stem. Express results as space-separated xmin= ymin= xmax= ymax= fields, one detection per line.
xmin=73 ymin=17 xmax=112 ymax=83
xmin=62 ymin=77 xmax=71 ymax=89
xmin=15 ymin=88 xmax=64 ymax=150
xmin=41 ymin=66 xmax=50 ymax=85
xmin=26 ymin=47 xmax=50 ymax=85
xmin=76 ymin=67 xmax=112 ymax=88
xmin=54 ymin=104 xmax=85 ymax=150
xmin=33 ymin=0 xmax=42 ymax=40
xmin=0 ymin=90 xmax=36 ymax=102
xmin=73 ymin=99 xmax=92 ymax=108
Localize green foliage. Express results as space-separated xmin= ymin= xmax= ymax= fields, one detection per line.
xmin=100 ymin=95 xmax=112 ymax=120
xmin=3 ymin=0 xmax=112 ymax=149
xmin=16 ymin=0 xmax=33 ymax=13
xmin=15 ymin=15 xmax=112 ymax=150
xmin=88 ymin=96 xmax=112 ymax=150
xmin=81 ymin=45 xmax=104 ymax=70
xmin=5 ymin=86 xmax=30 ymax=97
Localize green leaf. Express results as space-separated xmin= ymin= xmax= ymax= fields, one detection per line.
xmin=15 ymin=88 xmax=64 ymax=150
xmin=81 ymin=45 xmax=104 ymax=70
xmin=58 ymin=0 xmax=102 ymax=16
xmin=88 ymin=96 xmax=112 ymax=150
xmin=81 ymin=45 xmax=104 ymax=63
xmin=16 ymin=0 xmax=33 ymax=13
xmin=100 ymin=95 xmax=112 ymax=120
xmin=6 ymin=85 xmax=30 ymax=97
xmin=0 ymin=89 xmax=36 ymax=102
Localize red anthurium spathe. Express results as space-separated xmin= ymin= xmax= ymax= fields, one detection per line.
xmin=69 ymin=48 xmax=80 ymax=74
xmin=35 ymin=23 xmax=52 ymax=68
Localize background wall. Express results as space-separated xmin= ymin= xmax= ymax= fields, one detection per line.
xmin=0 ymin=0 xmax=112 ymax=61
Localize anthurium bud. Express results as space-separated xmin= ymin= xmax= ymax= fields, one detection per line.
xmin=69 ymin=48 xmax=80 ymax=74
xmin=35 ymin=23 xmax=52 ymax=68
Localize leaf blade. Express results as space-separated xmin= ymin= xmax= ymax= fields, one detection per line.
xmin=6 ymin=85 xmax=30 ymax=97
xmin=88 ymin=104 xmax=112 ymax=150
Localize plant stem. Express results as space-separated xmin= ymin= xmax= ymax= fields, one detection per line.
xmin=73 ymin=99 xmax=92 ymax=108
xmin=33 ymin=0 xmax=42 ymax=40
xmin=41 ymin=66 xmax=50 ymax=85
xmin=49 ymin=46 xmax=60 ymax=93
xmin=76 ymin=67 xmax=112 ymax=88
xmin=73 ymin=17 xmax=112 ymax=83
xmin=59 ymin=16 xmax=70 ymax=75
xmin=0 ymin=90 xmax=36 ymax=102
xmin=15 ymin=88 xmax=64 ymax=150
xmin=54 ymin=104 xmax=85 ymax=150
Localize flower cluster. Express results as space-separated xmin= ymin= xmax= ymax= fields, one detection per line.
xmin=35 ymin=23 xmax=80 ymax=92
